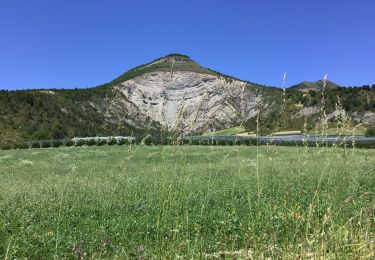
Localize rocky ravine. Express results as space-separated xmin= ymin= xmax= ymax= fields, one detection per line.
xmin=105 ymin=71 xmax=262 ymax=133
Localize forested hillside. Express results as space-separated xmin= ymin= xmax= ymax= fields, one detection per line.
xmin=1 ymin=54 xmax=374 ymax=149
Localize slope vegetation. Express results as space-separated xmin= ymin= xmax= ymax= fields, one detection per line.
xmin=0 ymin=54 xmax=374 ymax=148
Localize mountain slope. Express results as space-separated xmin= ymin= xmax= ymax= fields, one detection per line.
xmin=290 ymin=80 xmax=340 ymax=92
xmin=0 ymin=54 xmax=374 ymax=148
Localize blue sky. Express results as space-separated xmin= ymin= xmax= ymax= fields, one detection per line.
xmin=1 ymin=0 xmax=374 ymax=90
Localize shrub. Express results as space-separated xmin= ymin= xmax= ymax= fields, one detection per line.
xmin=97 ymin=139 xmax=107 ymax=146
xmin=52 ymin=140 xmax=63 ymax=147
xmin=190 ymin=139 xmax=200 ymax=145
xmin=15 ymin=142 xmax=29 ymax=149
xmin=87 ymin=139 xmax=97 ymax=146
xmin=0 ymin=143 xmax=12 ymax=150
xmin=241 ymin=139 xmax=251 ymax=146
xmin=65 ymin=139 xmax=74 ymax=147
xmin=143 ymin=137 xmax=152 ymax=145
xmin=356 ymin=141 xmax=375 ymax=149
xmin=31 ymin=141 xmax=41 ymax=148
xmin=117 ymin=138 xmax=127 ymax=145
xmin=217 ymin=139 xmax=227 ymax=146
xmin=199 ymin=140 xmax=209 ymax=145
xmin=32 ymin=129 xmax=49 ymax=140
xmin=365 ymin=127 xmax=375 ymax=137
xmin=132 ymin=137 xmax=141 ymax=145
xmin=41 ymin=140 xmax=51 ymax=148
xmin=227 ymin=139 xmax=235 ymax=146
xmin=108 ymin=138 xmax=117 ymax=145
xmin=75 ymin=139 xmax=85 ymax=146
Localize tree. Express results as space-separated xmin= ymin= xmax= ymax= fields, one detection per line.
xmin=365 ymin=127 xmax=375 ymax=137
xmin=32 ymin=129 xmax=49 ymax=140
xmin=51 ymin=122 xmax=66 ymax=139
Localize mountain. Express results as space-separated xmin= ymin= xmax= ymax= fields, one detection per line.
xmin=107 ymin=54 xmax=271 ymax=132
xmin=290 ymin=80 xmax=340 ymax=92
xmin=1 ymin=54 xmax=374 ymax=148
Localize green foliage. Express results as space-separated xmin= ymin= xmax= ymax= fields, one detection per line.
xmin=51 ymin=122 xmax=66 ymax=139
xmin=117 ymin=138 xmax=128 ymax=145
xmin=0 ymin=143 xmax=12 ymax=150
xmin=31 ymin=141 xmax=41 ymax=148
xmin=107 ymin=54 xmax=209 ymax=86
xmin=14 ymin=142 xmax=29 ymax=149
xmin=0 ymin=87 xmax=139 ymax=147
xmin=108 ymin=138 xmax=117 ymax=145
xmin=96 ymin=139 xmax=107 ymax=146
xmin=52 ymin=139 xmax=63 ymax=148
xmin=365 ymin=127 xmax=375 ymax=137
xmin=75 ymin=139 xmax=85 ymax=146
xmin=65 ymin=139 xmax=74 ymax=147
xmin=244 ymin=85 xmax=375 ymax=133
xmin=41 ymin=140 xmax=51 ymax=148
xmin=87 ymin=139 xmax=97 ymax=146
xmin=32 ymin=129 xmax=49 ymax=140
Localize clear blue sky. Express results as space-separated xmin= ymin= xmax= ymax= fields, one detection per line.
xmin=1 ymin=0 xmax=374 ymax=90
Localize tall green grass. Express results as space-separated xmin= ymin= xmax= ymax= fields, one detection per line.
xmin=0 ymin=145 xmax=374 ymax=258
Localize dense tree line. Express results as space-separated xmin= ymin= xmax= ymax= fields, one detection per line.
xmin=0 ymin=88 xmax=139 ymax=149
xmin=244 ymin=85 xmax=375 ymax=134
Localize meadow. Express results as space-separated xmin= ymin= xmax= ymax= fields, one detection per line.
xmin=0 ymin=144 xmax=374 ymax=258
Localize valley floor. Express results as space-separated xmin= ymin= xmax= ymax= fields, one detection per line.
xmin=0 ymin=145 xmax=374 ymax=258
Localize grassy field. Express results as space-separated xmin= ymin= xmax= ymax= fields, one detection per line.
xmin=203 ymin=126 xmax=246 ymax=136
xmin=204 ymin=124 xmax=369 ymax=137
xmin=310 ymin=126 xmax=368 ymax=136
xmin=0 ymin=145 xmax=374 ymax=258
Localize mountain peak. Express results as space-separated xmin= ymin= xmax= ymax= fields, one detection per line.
xmin=107 ymin=54 xmax=213 ymax=86
xmin=162 ymin=53 xmax=192 ymax=60
xmin=291 ymin=80 xmax=340 ymax=92
xmin=148 ymin=53 xmax=197 ymax=67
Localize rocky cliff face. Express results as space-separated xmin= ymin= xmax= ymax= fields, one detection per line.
xmin=96 ymin=54 xmax=374 ymax=134
xmin=106 ymin=70 xmax=262 ymax=133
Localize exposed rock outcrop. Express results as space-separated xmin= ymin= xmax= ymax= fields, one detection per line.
xmin=107 ymin=71 xmax=261 ymax=133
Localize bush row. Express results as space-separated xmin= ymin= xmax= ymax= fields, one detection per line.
xmin=3 ymin=136 xmax=375 ymax=150
xmin=7 ymin=138 xmax=134 ymax=150
xmin=141 ymin=136 xmax=375 ymax=149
